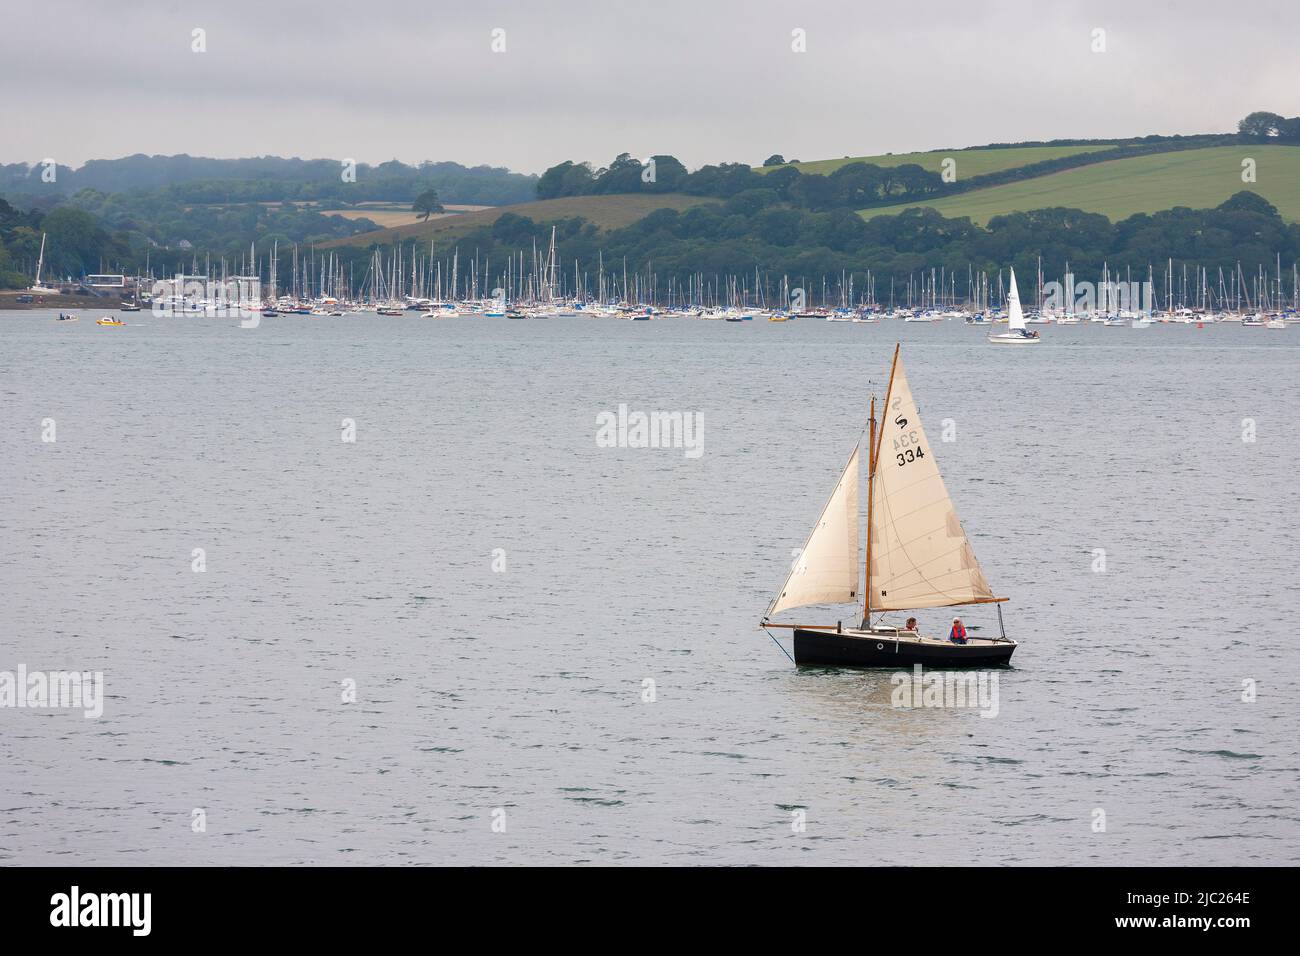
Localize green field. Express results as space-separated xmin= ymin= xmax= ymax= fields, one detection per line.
xmin=757 ymin=144 xmax=1115 ymax=178
xmin=859 ymin=145 xmax=1300 ymax=224
xmin=324 ymin=193 xmax=719 ymax=248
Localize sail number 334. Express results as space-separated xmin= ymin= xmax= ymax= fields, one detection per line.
xmin=892 ymin=417 xmax=925 ymax=468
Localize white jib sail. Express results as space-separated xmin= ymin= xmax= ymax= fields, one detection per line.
xmin=769 ymin=444 xmax=860 ymax=616
xmin=1006 ymin=267 xmax=1026 ymax=331
xmin=868 ymin=357 xmax=996 ymax=612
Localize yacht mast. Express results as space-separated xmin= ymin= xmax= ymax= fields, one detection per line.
xmin=864 ymin=343 xmax=901 ymax=624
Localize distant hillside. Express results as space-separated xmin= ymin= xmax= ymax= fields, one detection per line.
xmin=321 ymin=193 xmax=720 ymax=248
xmin=858 ymin=144 xmax=1300 ymax=224
xmin=0 ymin=154 xmax=537 ymax=207
xmin=758 ymin=144 xmax=1115 ymax=178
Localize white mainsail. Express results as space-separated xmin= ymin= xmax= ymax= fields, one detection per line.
xmin=768 ymin=444 xmax=860 ymax=616
xmin=1006 ymin=267 xmax=1025 ymax=331
xmin=34 ymin=233 xmax=46 ymax=286
xmin=867 ymin=355 xmax=996 ymax=612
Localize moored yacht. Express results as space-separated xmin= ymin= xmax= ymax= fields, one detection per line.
xmin=988 ymin=268 xmax=1041 ymax=344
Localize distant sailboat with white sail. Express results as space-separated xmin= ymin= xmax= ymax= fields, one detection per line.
xmin=29 ymin=233 xmax=59 ymax=295
xmin=988 ymin=267 xmax=1040 ymax=344
xmin=761 ymin=345 xmax=1017 ymax=667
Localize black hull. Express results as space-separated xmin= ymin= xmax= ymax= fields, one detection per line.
xmin=793 ymin=628 xmax=1016 ymax=669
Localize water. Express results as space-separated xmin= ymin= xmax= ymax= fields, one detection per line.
xmin=2 ymin=309 xmax=1297 ymax=865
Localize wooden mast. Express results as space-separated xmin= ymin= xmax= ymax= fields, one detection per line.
xmin=865 ymin=344 xmax=901 ymax=624
xmin=863 ymin=395 xmax=876 ymax=624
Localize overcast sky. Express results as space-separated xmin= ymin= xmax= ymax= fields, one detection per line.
xmin=4 ymin=0 xmax=1298 ymax=174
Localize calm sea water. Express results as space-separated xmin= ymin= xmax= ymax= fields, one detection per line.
xmin=2 ymin=308 xmax=1297 ymax=865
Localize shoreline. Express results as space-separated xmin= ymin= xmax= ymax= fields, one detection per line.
xmin=0 ymin=291 xmax=127 ymax=311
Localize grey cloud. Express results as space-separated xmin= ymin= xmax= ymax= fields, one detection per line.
xmin=2 ymin=0 xmax=1296 ymax=173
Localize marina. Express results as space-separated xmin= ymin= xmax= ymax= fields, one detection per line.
xmin=14 ymin=237 xmax=1296 ymax=328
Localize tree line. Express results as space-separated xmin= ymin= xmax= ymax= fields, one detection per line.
xmin=537 ymin=153 xmax=944 ymax=211
xmin=0 ymin=156 xmax=537 ymax=206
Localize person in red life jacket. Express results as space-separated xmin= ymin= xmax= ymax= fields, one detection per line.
xmin=903 ymin=617 xmax=918 ymax=632
xmin=949 ymin=617 xmax=968 ymax=644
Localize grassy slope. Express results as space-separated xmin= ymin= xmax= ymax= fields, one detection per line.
xmin=326 ymin=203 xmax=490 ymax=228
xmin=859 ymin=145 xmax=1300 ymax=224
xmin=757 ymin=145 xmax=1115 ymax=177
xmin=322 ymin=193 xmax=718 ymax=248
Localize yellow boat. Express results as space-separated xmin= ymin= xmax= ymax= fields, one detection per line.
xmin=768 ymin=313 xmax=791 ymax=322
xmin=96 ymin=317 xmax=125 ymax=326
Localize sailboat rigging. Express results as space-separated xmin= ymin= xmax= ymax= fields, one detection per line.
xmin=762 ymin=344 xmax=1017 ymax=667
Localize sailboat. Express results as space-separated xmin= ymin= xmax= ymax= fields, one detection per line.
xmin=761 ymin=345 xmax=1017 ymax=667
xmin=987 ymin=268 xmax=1040 ymax=344
xmin=29 ymin=233 xmax=59 ymax=295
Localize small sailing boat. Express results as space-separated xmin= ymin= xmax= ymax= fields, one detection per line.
xmin=29 ymin=233 xmax=60 ymax=295
xmin=761 ymin=345 xmax=1017 ymax=668
xmin=987 ymin=268 xmax=1040 ymax=344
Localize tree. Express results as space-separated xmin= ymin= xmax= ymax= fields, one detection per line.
xmin=762 ymin=154 xmax=786 ymax=167
xmin=537 ymin=160 xmax=594 ymax=199
xmin=643 ymin=154 xmax=688 ymax=192
xmin=412 ymin=189 xmax=444 ymax=221
xmin=1238 ymin=111 xmax=1286 ymax=139
xmin=1216 ymin=190 xmax=1278 ymax=218
xmin=41 ymin=206 xmax=114 ymax=276
xmin=593 ymin=153 xmax=645 ymax=194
